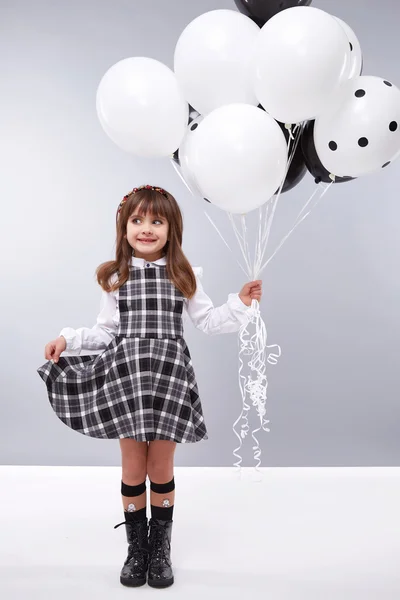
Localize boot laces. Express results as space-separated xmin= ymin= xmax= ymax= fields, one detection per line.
xmin=114 ymin=520 xmax=149 ymax=557
xmin=149 ymin=520 xmax=171 ymax=560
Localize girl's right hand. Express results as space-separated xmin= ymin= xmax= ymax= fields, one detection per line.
xmin=45 ymin=336 xmax=67 ymax=363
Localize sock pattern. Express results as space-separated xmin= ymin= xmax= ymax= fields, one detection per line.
xmin=121 ymin=479 xmax=147 ymax=522
xmin=150 ymin=477 xmax=175 ymax=521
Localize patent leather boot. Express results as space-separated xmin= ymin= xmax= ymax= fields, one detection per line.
xmin=114 ymin=517 xmax=149 ymax=587
xmin=147 ymin=517 xmax=174 ymax=588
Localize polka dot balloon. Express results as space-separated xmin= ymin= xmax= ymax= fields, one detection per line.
xmin=314 ymin=76 xmax=400 ymax=178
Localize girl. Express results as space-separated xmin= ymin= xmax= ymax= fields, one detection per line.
xmin=37 ymin=185 xmax=262 ymax=589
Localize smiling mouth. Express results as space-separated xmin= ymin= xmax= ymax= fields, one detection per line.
xmin=138 ymin=239 xmax=157 ymax=243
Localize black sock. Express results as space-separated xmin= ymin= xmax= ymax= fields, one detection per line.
xmin=121 ymin=479 xmax=147 ymax=523
xmin=149 ymin=477 xmax=175 ymax=521
xmin=124 ymin=506 xmax=147 ymax=522
xmin=151 ymin=503 xmax=174 ymax=521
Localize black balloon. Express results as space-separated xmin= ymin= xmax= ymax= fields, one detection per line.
xmin=234 ymin=0 xmax=312 ymax=28
xmin=300 ymin=120 xmax=355 ymax=184
xmin=277 ymin=121 xmax=307 ymax=193
xmin=257 ymin=105 xmax=307 ymax=193
xmin=172 ymin=148 xmax=179 ymax=164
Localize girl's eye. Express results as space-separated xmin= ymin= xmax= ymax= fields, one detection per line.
xmin=132 ymin=218 xmax=163 ymax=225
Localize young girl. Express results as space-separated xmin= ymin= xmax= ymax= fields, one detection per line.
xmin=37 ymin=185 xmax=262 ymax=589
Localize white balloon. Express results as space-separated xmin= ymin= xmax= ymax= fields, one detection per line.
xmin=183 ymin=104 xmax=288 ymax=214
xmin=174 ymin=9 xmax=260 ymax=115
xmin=253 ymin=6 xmax=351 ymax=124
xmin=96 ymin=57 xmax=188 ymax=157
xmin=314 ymin=76 xmax=400 ymax=178
xmin=334 ymin=17 xmax=363 ymax=80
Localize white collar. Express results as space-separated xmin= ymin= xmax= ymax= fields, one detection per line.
xmin=131 ymin=255 xmax=167 ymax=267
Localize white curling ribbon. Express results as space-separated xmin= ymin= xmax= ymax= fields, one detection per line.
xmin=232 ymin=297 xmax=280 ymax=475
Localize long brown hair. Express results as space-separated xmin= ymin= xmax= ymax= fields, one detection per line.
xmin=96 ymin=187 xmax=197 ymax=299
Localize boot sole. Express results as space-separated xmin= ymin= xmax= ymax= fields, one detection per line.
xmin=120 ymin=576 xmax=147 ymax=587
xmin=147 ymin=576 xmax=174 ymax=588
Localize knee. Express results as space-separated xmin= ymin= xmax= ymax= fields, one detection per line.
xmin=121 ymin=458 xmax=147 ymax=484
xmin=146 ymin=441 xmax=176 ymax=482
xmin=120 ymin=440 xmax=148 ymax=483
xmin=147 ymin=459 xmax=174 ymax=482
xmin=122 ymin=469 xmax=147 ymax=485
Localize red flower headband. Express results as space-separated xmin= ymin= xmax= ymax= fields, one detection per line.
xmin=117 ymin=184 xmax=168 ymax=217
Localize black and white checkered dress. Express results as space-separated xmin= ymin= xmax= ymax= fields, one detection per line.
xmin=37 ymin=264 xmax=208 ymax=443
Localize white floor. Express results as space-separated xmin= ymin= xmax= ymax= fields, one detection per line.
xmin=1 ymin=466 xmax=400 ymax=599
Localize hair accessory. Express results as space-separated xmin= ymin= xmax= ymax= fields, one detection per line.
xmin=117 ymin=185 xmax=168 ymax=216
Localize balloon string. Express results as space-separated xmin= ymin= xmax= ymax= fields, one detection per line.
xmin=211 ymin=179 xmax=332 ymax=476
xmin=254 ymin=203 xmax=265 ymax=282
xmin=202 ymin=123 xmax=330 ymax=477
xmin=254 ymin=123 xmax=303 ymax=277
xmin=204 ymin=209 xmax=253 ymax=278
xmin=203 ymin=211 xmax=249 ymax=278
xmin=231 ymin=128 xmax=332 ymax=478
xmin=212 ymin=123 xmax=304 ymax=285
xmin=241 ymin=214 xmax=253 ymax=278
xmin=258 ymin=181 xmax=333 ymax=275
xmin=294 ymin=184 xmax=320 ymax=221
xmin=205 ymin=124 xmax=303 ymax=477
xmin=285 ymin=123 xmax=295 ymax=140
xmin=169 ymin=157 xmax=197 ymax=196
xmin=228 ymin=212 xmax=253 ymax=276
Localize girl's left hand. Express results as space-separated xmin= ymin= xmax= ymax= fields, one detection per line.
xmin=239 ymin=280 xmax=263 ymax=306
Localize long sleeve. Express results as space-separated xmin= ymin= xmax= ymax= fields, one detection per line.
xmin=59 ymin=287 xmax=119 ymax=355
xmin=184 ymin=267 xmax=253 ymax=335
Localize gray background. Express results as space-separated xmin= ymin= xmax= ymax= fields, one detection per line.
xmin=1 ymin=0 xmax=399 ymax=466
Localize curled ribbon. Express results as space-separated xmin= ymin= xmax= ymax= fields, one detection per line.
xmin=232 ymin=298 xmax=281 ymax=479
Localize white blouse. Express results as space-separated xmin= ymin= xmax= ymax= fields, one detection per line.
xmin=60 ymin=255 xmax=253 ymax=355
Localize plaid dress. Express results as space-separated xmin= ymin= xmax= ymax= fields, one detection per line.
xmin=37 ymin=264 xmax=208 ymax=443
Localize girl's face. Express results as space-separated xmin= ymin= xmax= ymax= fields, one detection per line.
xmin=126 ymin=210 xmax=169 ymax=261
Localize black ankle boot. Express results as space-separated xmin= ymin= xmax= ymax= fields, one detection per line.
xmin=114 ymin=517 xmax=149 ymax=587
xmin=147 ymin=517 xmax=174 ymax=588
